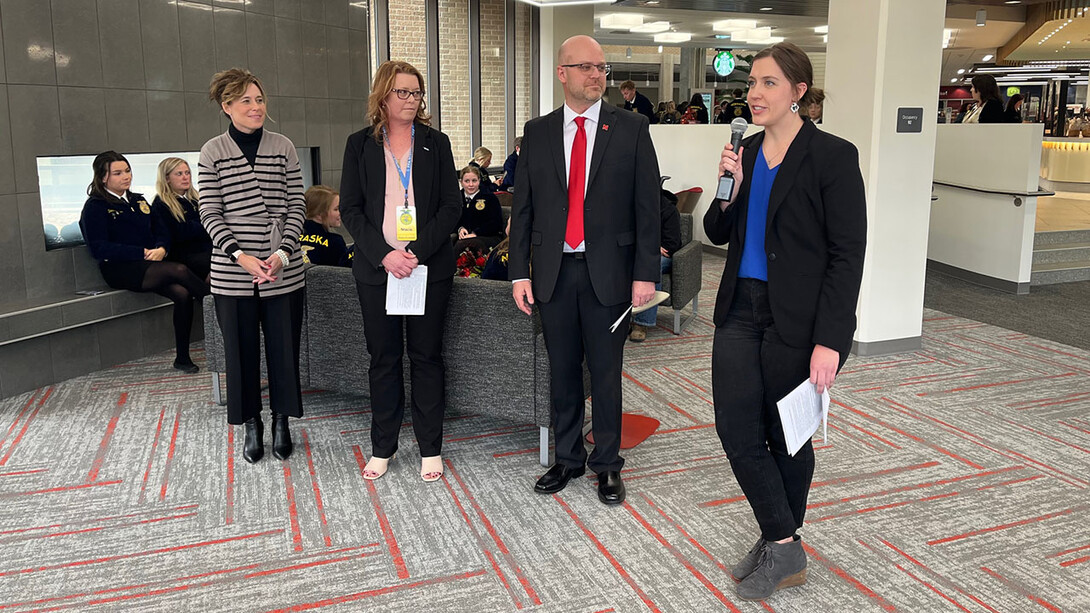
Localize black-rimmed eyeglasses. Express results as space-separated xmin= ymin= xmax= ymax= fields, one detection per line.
xmin=392 ymin=89 xmax=424 ymax=100
xmin=560 ymin=63 xmax=612 ymax=76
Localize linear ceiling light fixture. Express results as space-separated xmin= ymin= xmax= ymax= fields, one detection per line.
xmin=654 ymin=32 xmax=692 ymax=43
xmin=713 ymin=19 xmax=757 ymax=32
xmin=600 ymin=13 xmax=643 ymax=29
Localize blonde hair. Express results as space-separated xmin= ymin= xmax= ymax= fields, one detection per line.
xmin=155 ymin=158 xmax=199 ymax=223
xmin=208 ymin=68 xmax=268 ymax=118
xmin=472 ymin=147 xmax=492 ymax=165
xmin=366 ymin=61 xmax=431 ymax=142
xmin=305 ymin=185 xmax=339 ymax=230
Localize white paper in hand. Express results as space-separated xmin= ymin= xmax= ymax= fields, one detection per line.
xmin=775 ymin=379 xmax=830 ymax=456
xmin=385 ymin=265 xmax=428 ymax=315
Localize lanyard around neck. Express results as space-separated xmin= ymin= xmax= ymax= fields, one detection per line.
xmin=383 ymin=124 xmax=414 ymax=208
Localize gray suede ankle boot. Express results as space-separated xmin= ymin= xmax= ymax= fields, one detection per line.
xmin=736 ymin=536 xmax=807 ymax=601
xmin=731 ymin=537 xmax=766 ymax=582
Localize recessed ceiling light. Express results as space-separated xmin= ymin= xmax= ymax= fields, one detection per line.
xmin=957 ymin=69 xmax=965 ymax=74
xmin=982 ymin=54 xmax=993 ymax=62
xmin=814 ymin=25 xmax=828 ymax=34
xmin=1004 ymin=1 xmax=1020 ymax=4
xmin=760 ymin=6 xmax=773 ymax=11
xmin=951 ymin=78 xmax=957 ymax=83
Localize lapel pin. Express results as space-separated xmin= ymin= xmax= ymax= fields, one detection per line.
xmin=602 ymin=124 xmax=609 ymax=131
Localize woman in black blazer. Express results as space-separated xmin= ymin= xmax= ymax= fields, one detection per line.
xmin=152 ymin=157 xmax=212 ymax=282
xmin=704 ymin=43 xmax=866 ymax=602
xmin=970 ymin=74 xmax=1005 ymax=124
xmin=339 ymin=60 xmax=461 ymax=484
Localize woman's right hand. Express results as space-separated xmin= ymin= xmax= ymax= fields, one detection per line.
xmin=718 ymin=143 xmax=744 ymax=206
xmin=458 ymin=227 xmax=470 ymax=239
xmin=238 ymin=253 xmax=276 ymax=284
xmin=382 ymin=249 xmax=419 ymax=279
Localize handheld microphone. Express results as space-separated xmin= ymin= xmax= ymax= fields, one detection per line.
xmin=716 ymin=118 xmax=749 ymax=201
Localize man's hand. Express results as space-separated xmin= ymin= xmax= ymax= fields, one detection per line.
xmin=632 ymin=280 xmax=655 ymax=308
xmin=809 ymin=344 xmax=840 ymax=393
xmin=238 ymin=253 xmax=276 ymax=284
xmin=382 ymin=250 xmax=418 ymax=279
xmin=512 ymin=280 xmax=534 ymax=316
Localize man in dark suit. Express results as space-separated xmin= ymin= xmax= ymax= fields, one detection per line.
xmin=620 ymin=80 xmax=657 ymax=124
xmin=510 ymin=35 xmax=661 ymax=505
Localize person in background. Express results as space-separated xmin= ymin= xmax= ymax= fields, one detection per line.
xmin=629 ymin=188 xmax=682 ymax=342
xmin=966 ymin=75 xmax=1003 ymax=124
xmin=153 ymin=157 xmax=212 ymax=283
xmin=688 ymin=93 xmax=710 ymax=124
xmin=481 ymin=217 xmax=512 ymax=281
xmin=705 ymin=42 xmax=866 ymax=601
xmin=454 ymin=165 xmax=505 ymax=254
xmin=620 ymin=80 xmax=657 ymax=124
xmin=301 ymin=185 xmax=352 ymax=267
xmin=806 ymin=88 xmax=825 ymax=124
xmin=660 ymin=101 xmax=681 ymax=124
xmin=200 ymin=68 xmax=307 ymax=465
xmin=497 ymin=136 xmax=522 ymax=191
xmin=340 ymin=60 xmax=461 ymax=484
xmin=952 ymin=100 xmax=972 ymax=124
xmin=82 ymin=151 xmax=209 ymax=374
xmin=469 ymin=147 xmax=497 ymax=193
xmin=725 ymin=88 xmax=753 ymax=123
xmin=1004 ymin=94 xmax=1024 ymax=124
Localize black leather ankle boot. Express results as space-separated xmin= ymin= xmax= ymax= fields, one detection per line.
xmin=242 ymin=416 xmax=264 ymax=464
xmin=272 ymin=414 xmax=293 ymax=460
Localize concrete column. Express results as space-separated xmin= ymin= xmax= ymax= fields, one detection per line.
xmin=824 ymin=0 xmax=946 ymax=355
xmin=659 ymin=53 xmax=674 ymax=105
xmin=537 ymin=6 xmax=594 ymax=114
xmin=678 ymin=47 xmax=694 ymax=105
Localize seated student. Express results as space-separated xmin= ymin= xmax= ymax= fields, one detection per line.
xmin=496 ymin=137 xmax=522 ymax=191
xmin=659 ymin=100 xmax=682 ymax=124
xmin=454 ymin=165 xmax=505 ymax=254
xmin=629 ymin=188 xmax=682 ymax=342
xmin=300 ymin=185 xmax=352 ymax=267
xmin=80 ymin=151 xmax=209 ymax=373
xmin=468 ymin=147 xmax=497 ymax=193
xmin=152 ymin=157 xmax=212 ymax=281
xmin=481 ymin=218 xmax=511 ymax=281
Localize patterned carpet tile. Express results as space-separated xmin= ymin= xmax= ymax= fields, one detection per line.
xmin=0 ymin=255 xmax=1087 ymax=611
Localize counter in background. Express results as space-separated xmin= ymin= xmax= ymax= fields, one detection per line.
xmin=1041 ymin=138 xmax=1090 ymax=192
xmin=930 ymin=124 xmax=1046 ymax=294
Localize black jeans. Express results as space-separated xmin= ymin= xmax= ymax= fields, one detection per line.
xmin=214 ymin=288 xmax=305 ymax=425
xmin=712 ymin=278 xmax=814 ymax=542
xmin=356 ymin=277 xmax=452 ymax=458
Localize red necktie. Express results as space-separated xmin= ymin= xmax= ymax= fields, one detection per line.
xmin=565 ymin=116 xmax=587 ymax=249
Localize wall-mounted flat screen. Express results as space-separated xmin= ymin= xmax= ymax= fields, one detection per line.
xmin=38 ymin=148 xmax=318 ymax=251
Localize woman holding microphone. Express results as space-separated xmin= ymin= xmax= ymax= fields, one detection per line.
xmin=199 ymin=68 xmax=307 ymax=465
xmin=704 ymin=42 xmax=866 ymax=601
xmin=340 ymin=60 xmax=461 ymax=483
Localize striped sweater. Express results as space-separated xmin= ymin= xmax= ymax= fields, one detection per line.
xmin=198 ymin=129 xmax=306 ymax=297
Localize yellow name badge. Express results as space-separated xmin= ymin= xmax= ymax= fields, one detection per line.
xmin=396 ymin=205 xmax=418 ymax=242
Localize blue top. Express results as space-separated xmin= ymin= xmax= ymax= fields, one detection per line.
xmin=738 ymin=146 xmax=780 ymax=281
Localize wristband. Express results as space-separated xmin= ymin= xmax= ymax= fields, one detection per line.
xmin=275 ymin=249 xmax=289 ymax=268
xmin=231 ymin=249 xmax=244 ymax=262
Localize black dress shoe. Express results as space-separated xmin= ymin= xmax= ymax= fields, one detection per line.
xmin=597 ymin=471 xmax=626 ymax=505
xmin=271 ymin=414 xmax=293 ymax=460
xmin=173 ymin=359 xmax=199 ymax=374
xmin=242 ymin=417 xmax=264 ymax=464
xmin=534 ymin=464 xmax=585 ymax=494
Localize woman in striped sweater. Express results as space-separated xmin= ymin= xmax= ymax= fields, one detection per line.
xmin=199 ymin=68 xmax=307 ymax=465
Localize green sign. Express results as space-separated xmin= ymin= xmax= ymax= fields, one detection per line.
xmin=1006 ymin=86 xmax=1021 ymax=97
xmin=713 ymin=51 xmax=736 ymax=77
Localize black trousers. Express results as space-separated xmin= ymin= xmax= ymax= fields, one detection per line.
xmin=712 ymin=278 xmax=814 ymax=542
xmin=214 ymin=288 xmax=305 ymax=425
xmin=538 ymin=254 xmax=630 ymax=474
xmin=356 ymin=277 xmax=452 ymax=458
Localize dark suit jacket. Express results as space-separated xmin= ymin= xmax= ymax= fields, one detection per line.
xmin=978 ymin=99 xmax=1005 ymax=124
xmin=339 ymin=123 xmax=462 ymax=285
xmin=703 ymin=119 xmax=867 ymax=358
xmin=625 ymin=92 xmax=657 ymax=124
xmin=510 ymin=103 xmax=661 ymax=306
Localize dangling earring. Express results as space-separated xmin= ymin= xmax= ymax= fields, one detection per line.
xmin=790 ymin=101 xmax=800 ymax=113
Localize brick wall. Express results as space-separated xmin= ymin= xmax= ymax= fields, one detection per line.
xmin=439 ymin=0 xmax=472 ymax=165
xmin=515 ymin=2 xmax=532 ymax=142
xmin=480 ymin=0 xmax=507 ymax=164
xmin=389 ymin=0 xmax=429 ymax=84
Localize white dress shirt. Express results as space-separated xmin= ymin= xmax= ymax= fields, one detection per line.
xmin=561 ymin=99 xmax=602 ymax=253
xmin=106 ymin=189 xmax=128 ymax=203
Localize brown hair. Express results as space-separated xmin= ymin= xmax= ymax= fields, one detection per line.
xmin=305 ymin=185 xmax=339 ymax=230
xmin=620 ymin=80 xmax=636 ymax=91
xmin=971 ymin=74 xmax=1002 ymax=104
xmin=809 ymin=88 xmax=826 ymax=106
xmin=155 ymin=157 xmax=199 ymax=223
xmin=208 ymin=68 xmax=267 ymax=116
xmin=459 ymin=165 xmax=483 ymax=181
xmin=87 ymin=151 xmax=130 ymax=202
xmin=753 ymin=42 xmax=815 ymax=107
xmin=367 ymin=61 xmax=431 ymax=142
